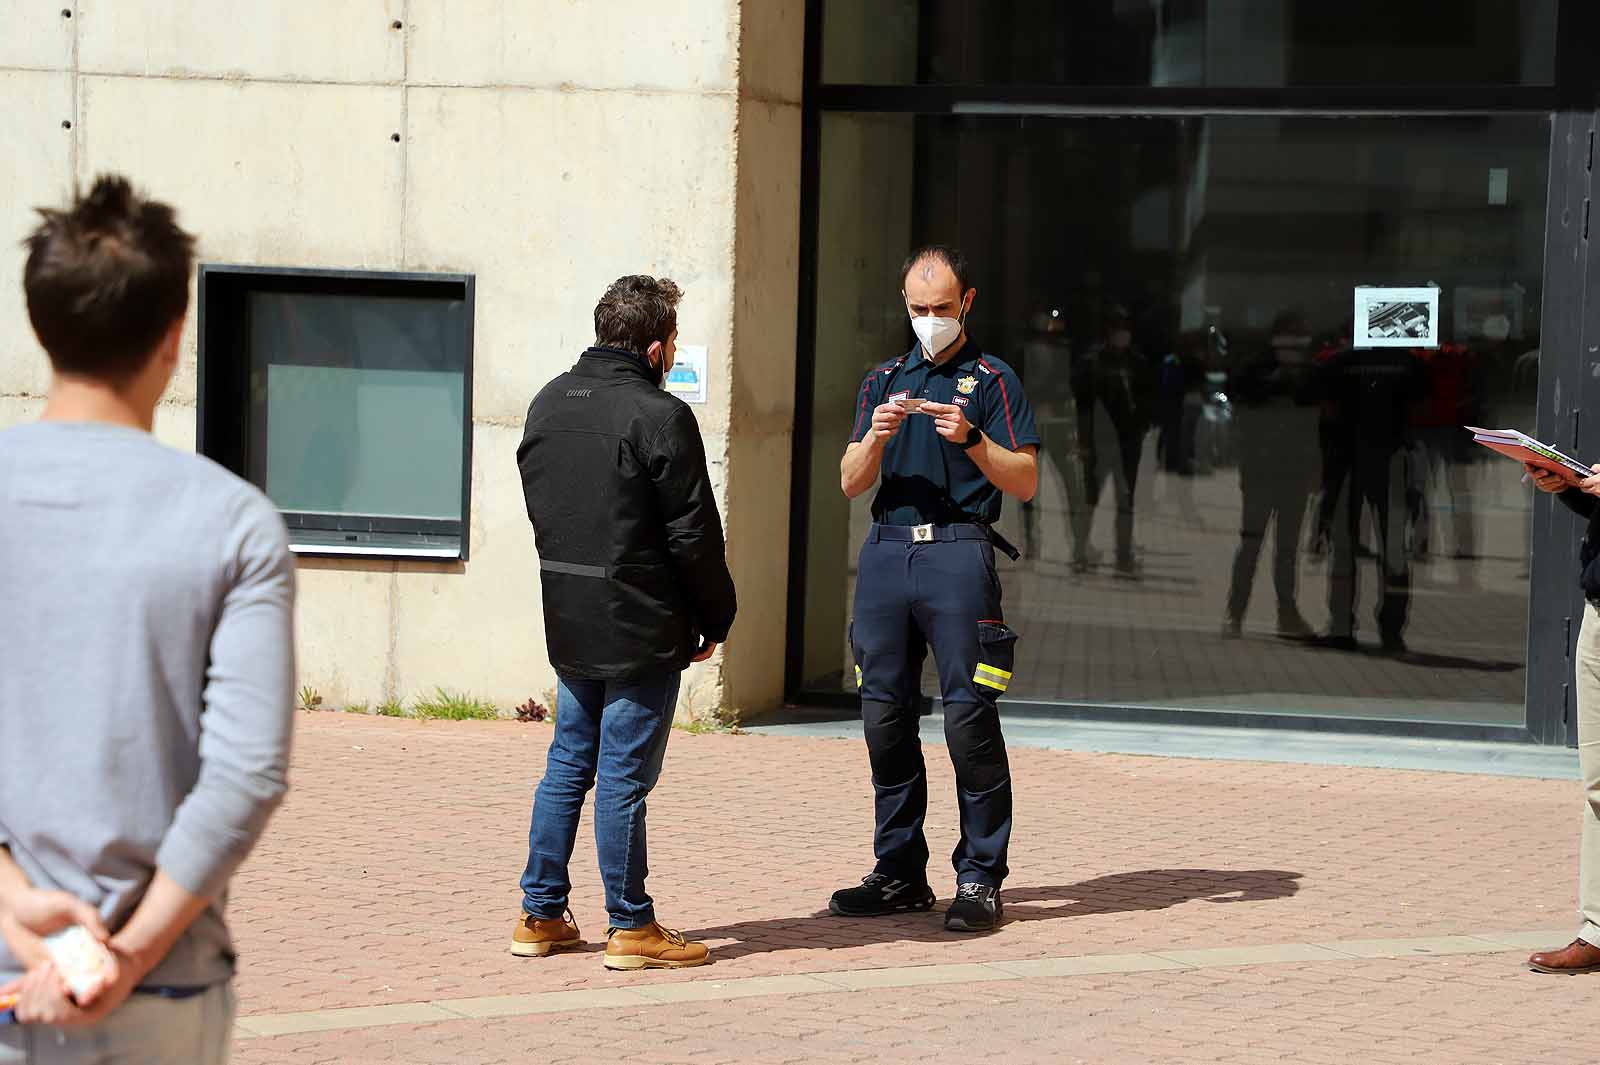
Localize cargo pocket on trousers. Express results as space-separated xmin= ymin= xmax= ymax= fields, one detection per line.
xmin=974 ymin=621 xmax=1018 ymax=696
xmin=849 ymin=621 xmax=863 ymax=690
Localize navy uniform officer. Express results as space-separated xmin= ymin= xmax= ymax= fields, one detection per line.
xmin=829 ymin=245 xmax=1040 ymax=933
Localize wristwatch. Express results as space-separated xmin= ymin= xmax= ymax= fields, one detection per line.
xmin=957 ymin=425 xmax=983 ymax=450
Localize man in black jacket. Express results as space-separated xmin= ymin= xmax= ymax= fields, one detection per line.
xmin=1528 ymin=461 xmax=1600 ymax=974
xmin=510 ymin=275 xmax=736 ymax=971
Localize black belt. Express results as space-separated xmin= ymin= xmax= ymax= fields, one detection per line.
xmin=869 ymin=522 xmax=1020 ymax=561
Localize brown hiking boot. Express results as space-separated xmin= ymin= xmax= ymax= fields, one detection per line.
xmin=510 ymin=909 xmax=583 ymax=957
xmin=603 ymin=922 xmax=710 ymax=970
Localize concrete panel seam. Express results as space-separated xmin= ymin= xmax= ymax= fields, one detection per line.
xmin=399 ymin=0 xmax=411 ymax=269
xmin=66 ymin=69 xmax=740 ymax=99
xmin=383 ymin=566 xmax=400 ymax=700
xmin=70 ymin=2 xmax=80 ymax=185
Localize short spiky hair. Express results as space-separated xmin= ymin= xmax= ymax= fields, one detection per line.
xmin=23 ymin=174 xmax=195 ymax=380
xmin=900 ymin=244 xmax=972 ymax=294
xmin=593 ymin=274 xmax=683 ymax=355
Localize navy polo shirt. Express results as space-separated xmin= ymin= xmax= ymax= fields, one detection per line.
xmin=849 ymin=339 xmax=1040 ymax=526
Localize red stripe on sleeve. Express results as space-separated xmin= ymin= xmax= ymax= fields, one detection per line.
xmin=978 ymin=359 xmax=1017 ymax=448
xmin=851 ymin=377 xmax=873 ymax=440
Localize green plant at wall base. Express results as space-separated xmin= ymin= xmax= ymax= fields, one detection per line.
xmin=345 ymin=701 xmax=371 ymax=715
xmin=412 ymin=687 xmax=498 ymax=721
xmin=298 ymin=685 xmax=323 ymax=711
xmin=674 ymin=706 xmax=743 ymax=735
xmin=376 ymin=698 xmax=408 ymax=718
xmin=675 ymin=717 xmax=720 ymax=735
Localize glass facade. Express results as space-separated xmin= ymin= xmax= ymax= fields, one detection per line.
xmin=824 ymin=0 xmax=1557 ymax=88
xmin=796 ymin=2 xmax=1562 ymax=729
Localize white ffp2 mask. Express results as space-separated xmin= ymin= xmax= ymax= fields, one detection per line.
xmin=912 ymin=315 xmax=962 ymax=359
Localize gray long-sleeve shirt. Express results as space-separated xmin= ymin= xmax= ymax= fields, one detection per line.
xmin=0 ymin=421 xmax=296 ymax=988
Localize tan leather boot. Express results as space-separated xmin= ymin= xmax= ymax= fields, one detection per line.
xmin=603 ymin=922 xmax=710 ymax=970
xmin=510 ymin=910 xmax=582 ymax=957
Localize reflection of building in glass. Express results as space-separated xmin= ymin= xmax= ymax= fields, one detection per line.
xmin=1367 ymin=301 xmax=1431 ymax=340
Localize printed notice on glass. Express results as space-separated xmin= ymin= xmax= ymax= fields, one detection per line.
xmin=664 ymin=344 xmax=708 ymax=404
xmin=1353 ymin=286 xmax=1440 ymax=349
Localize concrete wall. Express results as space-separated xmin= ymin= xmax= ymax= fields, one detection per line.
xmin=0 ymin=1 xmax=802 ymax=722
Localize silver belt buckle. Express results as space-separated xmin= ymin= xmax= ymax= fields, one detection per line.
xmin=912 ymin=523 xmax=934 ymax=543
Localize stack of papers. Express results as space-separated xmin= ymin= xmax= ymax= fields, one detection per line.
xmin=1466 ymin=426 xmax=1593 ymax=483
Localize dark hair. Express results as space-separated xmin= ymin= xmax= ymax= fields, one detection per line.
xmin=23 ymin=175 xmax=196 ymax=380
xmin=593 ymin=275 xmax=683 ymax=354
xmin=900 ymin=244 xmax=971 ymax=294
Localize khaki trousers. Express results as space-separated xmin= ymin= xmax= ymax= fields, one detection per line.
xmin=1578 ymin=604 xmax=1600 ymax=946
xmin=0 ymin=984 xmax=234 ymax=1065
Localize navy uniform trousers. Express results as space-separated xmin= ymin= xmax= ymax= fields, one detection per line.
xmin=849 ymin=523 xmax=1019 ymax=888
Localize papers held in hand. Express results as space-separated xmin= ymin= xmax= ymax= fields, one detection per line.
xmin=1467 ymin=426 xmax=1593 ymax=484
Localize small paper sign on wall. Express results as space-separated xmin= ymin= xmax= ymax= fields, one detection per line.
xmin=1353 ymin=286 xmax=1440 ymax=349
xmin=664 ymin=344 xmax=708 ymax=404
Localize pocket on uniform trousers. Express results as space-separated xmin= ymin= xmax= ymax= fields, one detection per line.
xmin=974 ymin=621 xmax=1018 ymax=695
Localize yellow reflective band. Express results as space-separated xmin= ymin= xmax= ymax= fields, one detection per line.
xmin=973 ymin=672 xmax=1008 ymax=692
xmin=855 ymin=665 xmax=863 ymax=688
xmin=975 ymin=663 xmax=1013 ymax=681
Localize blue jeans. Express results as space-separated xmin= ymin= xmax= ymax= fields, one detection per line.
xmin=520 ymin=672 xmax=680 ymax=929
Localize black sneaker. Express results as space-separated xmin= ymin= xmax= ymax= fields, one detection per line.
xmin=828 ymin=873 xmax=936 ymax=917
xmin=944 ymin=882 xmax=1001 ymax=932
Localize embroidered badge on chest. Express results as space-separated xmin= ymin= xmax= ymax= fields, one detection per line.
xmin=956 ymin=375 xmax=978 ymax=395
xmin=953 ymin=396 xmax=969 ymax=407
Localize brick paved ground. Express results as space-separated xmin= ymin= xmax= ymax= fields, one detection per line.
xmin=230 ymin=713 xmax=1594 ymax=1063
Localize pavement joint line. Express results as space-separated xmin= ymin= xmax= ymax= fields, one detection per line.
xmin=231 ymin=929 xmax=1556 ymax=1041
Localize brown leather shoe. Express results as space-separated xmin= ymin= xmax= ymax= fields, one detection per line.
xmin=1528 ymin=938 xmax=1600 ymax=974
xmin=510 ymin=910 xmax=583 ymax=957
xmin=603 ymin=922 xmax=710 ymax=970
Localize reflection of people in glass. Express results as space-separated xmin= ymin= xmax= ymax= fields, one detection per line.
xmin=1407 ymin=340 xmax=1482 ymax=569
xmin=1157 ymin=330 xmax=1214 ymax=528
xmin=1071 ymin=305 xmax=1155 ymax=577
xmin=1311 ymin=339 xmax=1427 ymax=654
xmin=1155 ymin=332 xmax=1206 ymax=478
xmin=1020 ymin=308 xmax=1085 ymax=562
xmin=1222 ymin=312 xmax=1318 ymax=639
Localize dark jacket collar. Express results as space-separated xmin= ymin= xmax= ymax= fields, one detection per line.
xmin=574 ymin=346 xmax=660 ymax=384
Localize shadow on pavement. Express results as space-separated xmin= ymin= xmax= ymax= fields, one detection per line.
xmin=686 ymin=868 xmax=1302 ymax=961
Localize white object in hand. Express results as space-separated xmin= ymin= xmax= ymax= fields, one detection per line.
xmin=42 ymin=925 xmax=114 ymax=1002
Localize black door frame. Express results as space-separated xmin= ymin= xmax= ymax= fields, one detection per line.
xmin=1527 ymin=0 xmax=1600 ymax=746
xmin=787 ymin=0 xmax=1596 ymax=745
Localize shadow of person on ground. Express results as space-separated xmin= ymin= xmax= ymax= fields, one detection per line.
xmin=1305 ymin=642 xmax=1520 ymax=672
xmin=684 ymin=868 xmax=1302 ymax=962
